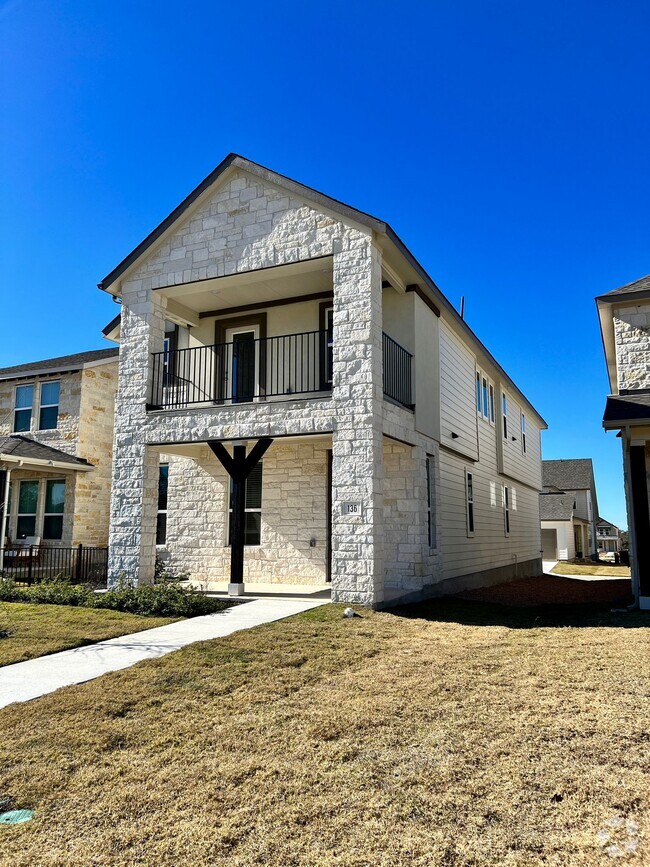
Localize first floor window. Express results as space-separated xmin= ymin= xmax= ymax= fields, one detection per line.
xmin=503 ymin=485 xmax=510 ymax=535
xmin=39 ymin=381 xmax=60 ymax=430
xmin=43 ymin=479 xmax=65 ymax=539
xmin=17 ymin=480 xmax=38 ymax=539
xmin=426 ymin=456 xmax=436 ymax=548
xmin=465 ymin=470 xmax=475 ymax=536
xmin=156 ymin=464 xmax=169 ymax=545
xmin=14 ymin=384 xmax=34 ymax=433
xmin=229 ymin=462 xmax=263 ymax=546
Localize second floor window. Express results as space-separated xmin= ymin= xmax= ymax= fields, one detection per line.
xmin=521 ymin=413 xmax=527 ymax=454
xmin=39 ymin=381 xmax=60 ymax=430
xmin=502 ymin=393 xmax=508 ymax=439
xmin=14 ymin=384 xmax=34 ymax=432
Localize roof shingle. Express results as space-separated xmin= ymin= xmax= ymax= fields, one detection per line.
xmin=0 ymin=348 xmax=118 ymax=380
xmin=0 ymin=436 xmax=91 ymax=467
xmin=542 ymin=459 xmax=594 ymax=492
xmin=540 ymin=492 xmax=577 ymax=521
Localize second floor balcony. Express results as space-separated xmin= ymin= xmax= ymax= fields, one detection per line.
xmin=149 ymin=329 xmax=413 ymax=412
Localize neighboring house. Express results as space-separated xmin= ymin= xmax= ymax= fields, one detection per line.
xmin=100 ymin=153 xmax=547 ymax=607
xmin=596 ymin=518 xmax=621 ymax=554
xmin=596 ymin=274 xmax=650 ymax=609
xmin=539 ymin=459 xmax=599 ymax=561
xmin=0 ymin=349 xmax=119 ymax=553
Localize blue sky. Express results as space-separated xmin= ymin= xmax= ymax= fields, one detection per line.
xmin=1 ymin=1 xmax=648 ymax=528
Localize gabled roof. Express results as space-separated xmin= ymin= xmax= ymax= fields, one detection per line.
xmin=0 ymin=436 xmax=93 ymax=470
xmin=540 ymin=491 xmax=577 ymax=521
xmin=596 ymin=274 xmax=650 ymax=303
xmin=0 ymin=348 xmax=119 ymax=381
xmin=97 ymin=153 xmax=547 ymax=428
xmin=603 ymin=392 xmax=650 ymax=426
xmin=597 ymin=517 xmax=619 ymax=530
xmin=542 ymin=459 xmax=594 ymax=492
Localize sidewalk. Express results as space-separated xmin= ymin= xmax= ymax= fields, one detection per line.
xmin=0 ymin=597 xmax=328 ymax=709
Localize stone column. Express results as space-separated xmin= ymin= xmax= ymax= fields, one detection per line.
xmin=330 ymin=234 xmax=384 ymax=606
xmin=108 ymin=281 xmax=166 ymax=586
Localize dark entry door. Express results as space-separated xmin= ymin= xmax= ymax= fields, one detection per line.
xmin=231 ymin=331 xmax=256 ymax=403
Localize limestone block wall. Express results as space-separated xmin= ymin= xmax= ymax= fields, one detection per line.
xmin=158 ymin=440 xmax=329 ymax=585
xmin=74 ymin=362 xmax=118 ymax=546
xmin=614 ymin=304 xmax=650 ymax=391
xmin=0 ymin=372 xmax=81 ymax=450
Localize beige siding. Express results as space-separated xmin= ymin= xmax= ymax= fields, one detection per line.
xmin=498 ymin=387 xmax=543 ymax=489
xmin=541 ymin=520 xmax=574 ymax=560
xmin=439 ymin=320 xmax=479 ymax=461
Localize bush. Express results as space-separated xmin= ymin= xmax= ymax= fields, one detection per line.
xmin=0 ymin=577 xmax=232 ymax=618
xmin=95 ymin=580 xmax=227 ymax=618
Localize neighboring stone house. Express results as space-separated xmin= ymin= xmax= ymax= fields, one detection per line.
xmin=100 ymin=153 xmax=547 ymax=607
xmin=597 ymin=274 xmax=650 ymax=608
xmin=596 ymin=518 xmax=621 ymax=554
xmin=0 ymin=349 xmax=119 ymax=550
xmin=539 ymin=459 xmax=599 ymax=561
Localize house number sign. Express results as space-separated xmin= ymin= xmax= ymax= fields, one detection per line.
xmin=342 ymin=502 xmax=362 ymax=516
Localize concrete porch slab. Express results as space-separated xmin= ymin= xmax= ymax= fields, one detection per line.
xmin=197 ymin=581 xmax=332 ymax=601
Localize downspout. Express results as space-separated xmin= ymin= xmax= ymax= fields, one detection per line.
xmin=0 ymin=465 xmax=11 ymax=572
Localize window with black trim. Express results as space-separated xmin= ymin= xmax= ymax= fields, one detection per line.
xmin=502 ymin=393 xmax=508 ymax=439
xmin=39 ymin=381 xmax=60 ymax=430
xmin=43 ymin=479 xmax=65 ymax=539
xmin=465 ymin=470 xmax=475 ymax=536
xmin=503 ymin=485 xmax=510 ymax=535
xmin=521 ymin=413 xmax=527 ymax=454
xmin=14 ymin=384 xmax=33 ymax=432
xmin=156 ymin=464 xmax=169 ymax=545
xmin=229 ymin=462 xmax=263 ymax=546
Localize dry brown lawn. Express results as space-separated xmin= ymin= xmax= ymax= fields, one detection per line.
xmin=0 ymin=600 xmax=648 ymax=866
xmin=0 ymin=603 xmax=177 ymax=667
xmin=552 ymin=563 xmax=631 ymax=578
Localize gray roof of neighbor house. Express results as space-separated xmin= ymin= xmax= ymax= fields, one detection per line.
xmin=97 ymin=152 xmax=547 ymax=428
xmin=539 ymin=492 xmax=577 ymax=521
xmin=603 ymin=392 xmax=650 ymax=425
xmin=542 ymin=459 xmax=594 ymax=492
xmin=0 ymin=435 xmax=92 ymax=468
xmin=0 ymin=348 xmax=119 ymax=381
xmin=596 ymin=275 xmax=650 ymax=302
xmin=597 ymin=517 xmax=619 ymax=529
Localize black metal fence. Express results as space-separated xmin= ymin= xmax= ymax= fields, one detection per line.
xmin=151 ymin=329 xmax=414 ymax=411
xmin=0 ymin=545 xmax=108 ymax=585
xmin=382 ymin=333 xmax=413 ymax=409
xmin=151 ymin=330 xmax=332 ymax=409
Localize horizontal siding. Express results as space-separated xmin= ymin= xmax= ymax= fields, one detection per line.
xmin=500 ymin=387 xmax=543 ymax=490
xmin=439 ymin=444 xmax=542 ymax=582
xmin=439 ymin=321 xmax=478 ymax=461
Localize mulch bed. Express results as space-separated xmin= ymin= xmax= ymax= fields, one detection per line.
xmin=457 ymin=574 xmax=634 ymax=608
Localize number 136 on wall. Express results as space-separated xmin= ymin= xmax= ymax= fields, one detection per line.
xmin=342 ymin=502 xmax=362 ymax=515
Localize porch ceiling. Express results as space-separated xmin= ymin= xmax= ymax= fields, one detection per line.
xmin=155 ymin=433 xmax=333 ymax=461
xmin=158 ymin=257 xmax=334 ymax=315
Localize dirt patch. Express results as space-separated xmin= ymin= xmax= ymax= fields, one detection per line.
xmin=458 ymin=574 xmax=634 ymax=607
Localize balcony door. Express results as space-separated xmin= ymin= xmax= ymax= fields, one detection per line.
xmin=215 ymin=314 xmax=267 ymax=405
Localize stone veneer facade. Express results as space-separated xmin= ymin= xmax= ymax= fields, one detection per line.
xmin=613 ymin=303 xmax=650 ymax=391
xmin=0 ymin=362 xmax=118 ymax=547
xmin=108 ymin=167 xmax=390 ymax=605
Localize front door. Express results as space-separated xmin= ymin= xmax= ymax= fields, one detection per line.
xmin=226 ymin=326 xmax=258 ymax=403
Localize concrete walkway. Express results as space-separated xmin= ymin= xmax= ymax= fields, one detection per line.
xmin=0 ymin=597 xmax=328 ymax=710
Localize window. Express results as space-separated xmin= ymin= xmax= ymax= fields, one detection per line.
xmin=502 ymin=393 xmax=508 ymax=439
xmin=17 ymin=480 xmax=38 ymax=539
xmin=476 ymin=370 xmax=495 ymax=424
xmin=426 ymin=456 xmax=436 ymax=548
xmin=465 ymin=470 xmax=475 ymax=536
xmin=39 ymin=381 xmax=60 ymax=430
xmin=156 ymin=464 xmax=169 ymax=545
xmin=14 ymin=384 xmax=34 ymax=433
xmin=320 ymin=303 xmax=334 ymax=389
xmin=43 ymin=480 xmax=65 ymax=540
xmin=229 ymin=462 xmax=263 ymax=546
xmin=521 ymin=413 xmax=526 ymax=454
xmin=503 ymin=485 xmax=510 ymax=535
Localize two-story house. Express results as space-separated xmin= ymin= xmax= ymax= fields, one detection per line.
xmin=100 ymin=154 xmax=546 ymax=608
xmin=597 ymin=274 xmax=650 ymax=608
xmin=0 ymin=349 xmax=119 ymax=565
xmin=539 ymin=459 xmax=599 ymax=561
xmin=596 ymin=518 xmax=621 ymax=554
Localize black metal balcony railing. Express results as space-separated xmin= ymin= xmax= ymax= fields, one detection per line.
xmin=382 ymin=333 xmax=414 ymax=409
xmin=150 ymin=330 xmax=413 ymax=411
